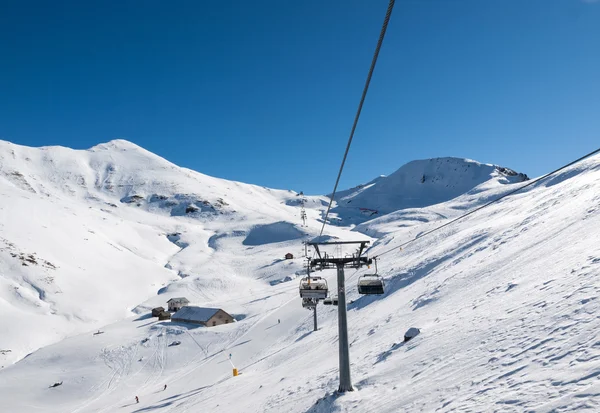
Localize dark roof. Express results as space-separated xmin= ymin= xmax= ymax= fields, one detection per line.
xmin=167 ymin=297 xmax=190 ymax=303
xmin=171 ymin=306 xmax=222 ymax=323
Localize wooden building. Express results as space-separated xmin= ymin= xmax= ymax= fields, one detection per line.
xmin=171 ymin=306 xmax=234 ymax=327
xmin=151 ymin=306 xmax=165 ymax=317
xmin=167 ymin=297 xmax=190 ymax=312
xmin=158 ymin=311 xmax=171 ymax=321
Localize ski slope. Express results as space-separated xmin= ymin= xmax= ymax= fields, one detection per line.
xmin=0 ymin=138 xmax=337 ymax=365
xmin=1 ymin=139 xmax=599 ymax=412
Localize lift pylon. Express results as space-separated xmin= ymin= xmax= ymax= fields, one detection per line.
xmin=307 ymin=240 xmax=371 ymax=392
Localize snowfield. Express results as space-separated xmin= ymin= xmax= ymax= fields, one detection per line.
xmin=331 ymin=157 xmax=529 ymax=225
xmin=1 ymin=139 xmax=599 ymax=412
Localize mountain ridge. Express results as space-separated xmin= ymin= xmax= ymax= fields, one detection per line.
xmin=1 ymin=139 xmax=600 ymax=413
xmin=330 ymin=156 xmax=529 ymax=225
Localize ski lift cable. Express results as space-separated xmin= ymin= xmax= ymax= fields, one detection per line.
xmin=318 ymin=0 xmax=396 ymax=239
xmin=373 ymin=146 xmax=600 ymax=260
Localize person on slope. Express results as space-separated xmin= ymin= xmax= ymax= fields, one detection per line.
xmin=163 ymin=384 xmax=167 ymax=391
xmin=135 ymin=396 xmax=139 ymax=403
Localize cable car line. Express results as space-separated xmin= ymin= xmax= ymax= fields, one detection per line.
xmin=294 ymin=1 xmax=396 ymax=392
xmin=357 ymin=257 xmax=385 ymax=295
xmin=318 ymin=0 xmax=396 ymax=239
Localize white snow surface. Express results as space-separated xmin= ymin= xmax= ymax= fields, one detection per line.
xmin=331 ymin=157 xmax=528 ymax=225
xmin=1 ymin=139 xmax=599 ymax=413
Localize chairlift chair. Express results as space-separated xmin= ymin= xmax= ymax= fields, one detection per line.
xmin=302 ymin=297 xmax=316 ymax=309
xmin=323 ymin=297 xmax=332 ymax=306
xmin=357 ymin=274 xmax=385 ymax=295
xmin=299 ymin=276 xmax=328 ymax=300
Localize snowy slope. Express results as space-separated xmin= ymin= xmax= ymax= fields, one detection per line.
xmin=0 ymin=139 xmax=344 ymax=365
xmin=1 ymin=140 xmax=599 ymax=413
xmin=0 ymin=139 xmax=318 ymax=221
xmin=331 ymin=157 xmax=528 ymax=225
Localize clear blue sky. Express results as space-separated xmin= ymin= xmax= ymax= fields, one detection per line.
xmin=1 ymin=0 xmax=599 ymax=194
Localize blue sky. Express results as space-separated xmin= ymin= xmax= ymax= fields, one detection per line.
xmin=1 ymin=0 xmax=599 ymax=194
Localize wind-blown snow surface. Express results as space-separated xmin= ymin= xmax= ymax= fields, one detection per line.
xmin=1 ymin=140 xmax=599 ymax=413
xmin=0 ymin=139 xmax=337 ymax=365
xmin=331 ymin=157 xmax=528 ymax=225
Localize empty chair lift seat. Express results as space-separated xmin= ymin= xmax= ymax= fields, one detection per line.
xmin=357 ymin=274 xmax=385 ymax=295
xmin=302 ymin=297 xmax=316 ymax=309
xmin=299 ymin=277 xmax=328 ymax=300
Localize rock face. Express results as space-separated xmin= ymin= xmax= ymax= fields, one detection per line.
xmin=404 ymin=327 xmax=421 ymax=342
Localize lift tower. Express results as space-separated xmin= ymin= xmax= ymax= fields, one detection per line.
xmin=308 ymin=240 xmax=371 ymax=392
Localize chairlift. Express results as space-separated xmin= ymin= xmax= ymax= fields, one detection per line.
xmin=357 ymin=274 xmax=385 ymax=295
xmin=302 ymin=297 xmax=316 ymax=309
xmin=357 ymin=258 xmax=385 ymax=295
xmin=299 ymin=276 xmax=328 ymax=300
xmin=323 ymin=295 xmax=338 ymax=306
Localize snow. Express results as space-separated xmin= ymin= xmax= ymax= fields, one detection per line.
xmin=331 ymin=157 xmax=528 ymax=225
xmin=243 ymin=221 xmax=306 ymax=246
xmin=1 ymin=139 xmax=599 ymax=412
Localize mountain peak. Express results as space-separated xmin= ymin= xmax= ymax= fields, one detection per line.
xmin=88 ymin=139 xmax=146 ymax=152
xmin=333 ymin=157 xmax=528 ymax=223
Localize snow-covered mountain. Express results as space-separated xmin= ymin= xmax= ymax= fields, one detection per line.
xmin=0 ymin=139 xmax=339 ymax=365
xmin=0 ymin=139 xmax=315 ymax=218
xmin=1 ymin=139 xmax=599 ymax=413
xmin=331 ymin=157 xmax=528 ymax=225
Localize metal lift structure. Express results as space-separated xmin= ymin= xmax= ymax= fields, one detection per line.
xmin=308 ymin=240 xmax=371 ymax=392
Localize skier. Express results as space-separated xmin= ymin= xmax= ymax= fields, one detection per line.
xmin=163 ymin=384 xmax=167 ymax=391
xmin=135 ymin=396 xmax=139 ymax=404
xmin=278 ymin=319 xmax=280 ymax=324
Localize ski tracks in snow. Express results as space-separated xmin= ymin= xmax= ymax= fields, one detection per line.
xmin=70 ymin=341 xmax=141 ymax=413
xmin=95 ymin=326 xmax=169 ymax=413
xmin=69 ymin=326 xmax=169 ymax=413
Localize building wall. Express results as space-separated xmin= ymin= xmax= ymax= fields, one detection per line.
xmin=206 ymin=310 xmax=234 ymax=327
xmin=152 ymin=307 xmax=165 ymax=317
xmin=168 ymin=302 xmax=187 ymax=312
xmin=158 ymin=312 xmax=171 ymax=321
xmin=171 ymin=317 xmax=205 ymax=326
xmin=171 ymin=309 xmax=234 ymax=327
